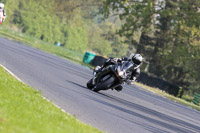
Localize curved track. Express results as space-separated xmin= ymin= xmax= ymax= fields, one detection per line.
xmin=0 ymin=37 xmax=200 ymax=133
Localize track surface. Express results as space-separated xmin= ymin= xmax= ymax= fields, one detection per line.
xmin=0 ymin=37 xmax=200 ymax=133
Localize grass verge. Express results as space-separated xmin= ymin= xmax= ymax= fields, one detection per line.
xmin=0 ymin=26 xmax=89 ymax=67
xmin=135 ymin=82 xmax=200 ymax=111
xmin=0 ymin=66 xmax=101 ymax=133
xmin=0 ymin=26 xmax=199 ymax=112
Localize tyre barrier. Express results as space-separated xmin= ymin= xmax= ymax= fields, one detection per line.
xmin=192 ymin=93 xmax=200 ymax=105
xmin=83 ymin=52 xmax=96 ymax=64
xmin=137 ymin=72 xmax=184 ymax=97
xmin=83 ymin=52 xmax=107 ymax=67
xmin=90 ymin=56 xmax=107 ymax=67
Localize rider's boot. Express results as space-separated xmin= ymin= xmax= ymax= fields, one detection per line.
xmin=115 ymin=85 xmax=123 ymax=92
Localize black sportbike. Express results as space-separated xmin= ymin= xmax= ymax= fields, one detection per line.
xmin=87 ymin=61 xmax=134 ymax=92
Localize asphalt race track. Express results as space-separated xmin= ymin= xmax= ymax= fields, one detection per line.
xmin=0 ymin=37 xmax=200 ymax=133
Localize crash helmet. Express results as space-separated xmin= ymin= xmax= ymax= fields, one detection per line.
xmin=0 ymin=3 xmax=4 ymax=9
xmin=131 ymin=54 xmax=143 ymax=66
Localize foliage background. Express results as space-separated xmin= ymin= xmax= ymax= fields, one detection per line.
xmin=2 ymin=0 xmax=128 ymax=56
xmin=1 ymin=0 xmax=200 ymax=95
xmin=102 ymin=0 xmax=200 ymax=95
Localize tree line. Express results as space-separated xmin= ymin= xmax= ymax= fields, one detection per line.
xmin=3 ymin=0 xmax=128 ymax=57
xmin=2 ymin=0 xmax=200 ymax=95
xmin=103 ymin=0 xmax=200 ymax=95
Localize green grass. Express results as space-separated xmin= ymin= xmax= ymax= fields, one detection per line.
xmin=135 ymin=82 xmax=200 ymax=111
xmin=0 ymin=66 xmax=101 ymax=133
xmin=0 ymin=26 xmax=85 ymax=64
xmin=182 ymin=95 xmax=194 ymax=103
xmin=0 ymin=26 xmax=199 ymax=112
xmin=0 ymin=26 xmax=94 ymax=69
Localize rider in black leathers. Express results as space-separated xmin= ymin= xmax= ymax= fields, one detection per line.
xmin=94 ymin=54 xmax=143 ymax=91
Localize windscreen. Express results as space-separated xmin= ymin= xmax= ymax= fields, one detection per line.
xmin=121 ymin=61 xmax=133 ymax=71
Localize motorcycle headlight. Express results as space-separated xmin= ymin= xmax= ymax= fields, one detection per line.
xmin=118 ymin=71 xmax=124 ymax=76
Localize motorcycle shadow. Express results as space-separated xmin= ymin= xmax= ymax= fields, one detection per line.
xmin=63 ymin=80 xmax=200 ymax=133
xmin=67 ymin=80 xmax=96 ymax=91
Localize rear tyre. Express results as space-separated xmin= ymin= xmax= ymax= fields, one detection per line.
xmin=93 ymin=76 xmax=115 ymax=92
xmin=87 ymin=79 xmax=94 ymax=89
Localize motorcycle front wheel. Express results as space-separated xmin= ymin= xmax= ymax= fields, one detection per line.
xmin=87 ymin=79 xmax=94 ymax=89
xmin=93 ymin=76 xmax=115 ymax=92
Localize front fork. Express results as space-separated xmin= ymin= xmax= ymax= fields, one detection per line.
xmin=92 ymin=66 xmax=111 ymax=85
xmin=92 ymin=66 xmax=101 ymax=85
xmin=92 ymin=72 xmax=96 ymax=85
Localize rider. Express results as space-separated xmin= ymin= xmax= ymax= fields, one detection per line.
xmin=0 ymin=3 xmax=6 ymax=23
xmin=94 ymin=54 xmax=143 ymax=91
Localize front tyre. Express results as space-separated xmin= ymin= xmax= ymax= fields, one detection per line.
xmin=93 ymin=76 xmax=115 ymax=92
xmin=87 ymin=79 xmax=94 ymax=89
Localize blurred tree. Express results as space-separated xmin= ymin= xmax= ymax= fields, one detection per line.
xmin=87 ymin=23 xmax=112 ymax=56
xmin=103 ymin=0 xmax=200 ymax=95
xmin=100 ymin=21 xmax=128 ymax=57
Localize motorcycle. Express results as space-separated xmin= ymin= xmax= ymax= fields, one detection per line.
xmin=87 ymin=61 xmax=134 ymax=92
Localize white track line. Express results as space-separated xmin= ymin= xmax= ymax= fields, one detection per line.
xmin=0 ymin=64 xmax=68 ymax=114
xmin=0 ymin=64 xmax=23 ymax=83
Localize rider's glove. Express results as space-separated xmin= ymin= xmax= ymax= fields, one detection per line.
xmin=112 ymin=58 xmax=120 ymax=63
